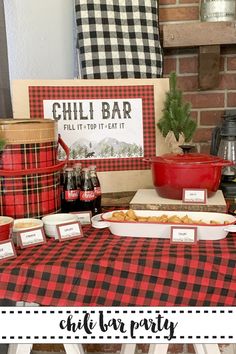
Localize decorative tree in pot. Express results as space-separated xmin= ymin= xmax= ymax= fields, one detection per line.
xmin=158 ymin=71 xmax=197 ymax=153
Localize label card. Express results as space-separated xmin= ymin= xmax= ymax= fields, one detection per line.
xmin=182 ymin=189 xmax=207 ymax=204
xmin=170 ymin=226 xmax=198 ymax=244
xmin=57 ymin=222 xmax=83 ymax=242
xmin=18 ymin=227 xmax=47 ymax=249
xmin=0 ymin=239 xmax=17 ymax=262
xmin=71 ymin=211 xmax=92 ymax=225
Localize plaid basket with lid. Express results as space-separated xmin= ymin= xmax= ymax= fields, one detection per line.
xmin=0 ymin=119 xmax=69 ymax=219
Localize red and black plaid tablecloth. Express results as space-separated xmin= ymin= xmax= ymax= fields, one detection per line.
xmin=0 ymin=226 xmax=235 ymax=306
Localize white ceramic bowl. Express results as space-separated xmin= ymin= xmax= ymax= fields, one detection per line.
xmin=13 ymin=218 xmax=44 ymax=245
xmin=42 ymin=213 xmax=78 ymax=239
xmin=13 ymin=218 xmax=43 ymax=232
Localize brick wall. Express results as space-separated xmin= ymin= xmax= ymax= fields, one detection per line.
xmin=159 ymin=0 xmax=236 ymax=154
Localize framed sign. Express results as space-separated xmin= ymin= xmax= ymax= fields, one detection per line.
xmin=71 ymin=211 xmax=92 ymax=225
xmin=57 ymin=221 xmax=83 ymax=242
xmin=18 ymin=227 xmax=47 ymax=249
xmin=12 ymin=79 xmax=169 ymax=193
xmin=183 ymin=189 xmax=207 ymax=204
xmin=170 ymin=226 xmax=198 ymax=244
xmin=0 ymin=240 xmax=17 ymax=262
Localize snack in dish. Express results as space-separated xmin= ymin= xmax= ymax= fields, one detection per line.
xmin=93 ymin=209 xmax=236 ymax=239
xmin=108 ymin=209 xmax=228 ymax=225
xmin=12 ymin=218 xmax=44 ymax=245
xmin=14 ymin=221 xmax=40 ymax=229
xmin=13 ymin=218 xmax=43 ymax=231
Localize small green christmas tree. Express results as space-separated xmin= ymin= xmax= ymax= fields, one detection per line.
xmin=158 ymin=72 xmax=197 ymax=143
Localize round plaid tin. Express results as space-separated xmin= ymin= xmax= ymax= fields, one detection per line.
xmin=0 ymin=119 xmax=58 ymax=170
xmin=0 ymin=134 xmax=69 ymax=219
xmin=0 ymin=171 xmax=61 ymax=219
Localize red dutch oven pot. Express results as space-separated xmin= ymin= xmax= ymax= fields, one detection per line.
xmin=147 ymin=153 xmax=233 ymax=200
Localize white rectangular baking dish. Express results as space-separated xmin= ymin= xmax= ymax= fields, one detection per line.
xmin=92 ymin=210 xmax=236 ymax=240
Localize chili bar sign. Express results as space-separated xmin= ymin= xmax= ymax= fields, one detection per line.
xmin=12 ymin=79 xmax=169 ymax=173
xmin=43 ymin=97 xmax=144 ymax=161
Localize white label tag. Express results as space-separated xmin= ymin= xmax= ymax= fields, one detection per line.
xmin=57 ymin=222 xmax=83 ymax=242
xmin=71 ymin=211 xmax=92 ymax=225
xmin=171 ymin=226 xmax=197 ymax=244
xmin=0 ymin=240 xmax=17 ymax=261
xmin=183 ymin=189 xmax=207 ymax=204
xmin=19 ymin=227 xmax=46 ymax=248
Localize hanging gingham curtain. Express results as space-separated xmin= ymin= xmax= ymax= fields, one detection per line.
xmin=75 ymin=0 xmax=163 ymax=79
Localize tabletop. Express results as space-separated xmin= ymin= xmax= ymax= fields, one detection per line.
xmin=0 ymin=225 xmax=235 ymax=306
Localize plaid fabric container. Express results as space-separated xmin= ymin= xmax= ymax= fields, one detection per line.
xmin=75 ymin=0 xmax=163 ymax=79
xmin=0 ymin=141 xmax=58 ymax=170
xmin=0 ymin=119 xmax=58 ymax=170
xmin=0 ymin=121 xmax=69 ymax=219
xmin=0 ymin=171 xmax=61 ymax=219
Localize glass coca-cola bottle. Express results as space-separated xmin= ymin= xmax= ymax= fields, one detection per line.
xmin=73 ymin=162 xmax=82 ymax=211
xmin=60 ymin=165 xmax=66 ymax=212
xmin=79 ymin=167 xmax=95 ymax=214
xmin=89 ymin=165 xmax=102 ymax=215
xmin=62 ymin=167 xmax=78 ymax=212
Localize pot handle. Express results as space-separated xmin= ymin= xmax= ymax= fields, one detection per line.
xmin=179 ymin=144 xmax=194 ymax=154
xmin=91 ymin=214 xmax=110 ymax=229
xmin=224 ymin=225 xmax=236 ymax=233
xmin=143 ymin=157 xmax=163 ymax=163
xmin=212 ymin=160 xmax=233 ymax=167
xmin=143 ymin=158 xmax=151 ymax=163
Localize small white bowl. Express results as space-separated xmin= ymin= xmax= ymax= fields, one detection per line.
xmin=13 ymin=218 xmax=43 ymax=232
xmin=13 ymin=218 xmax=44 ymax=245
xmin=42 ymin=213 xmax=78 ymax=239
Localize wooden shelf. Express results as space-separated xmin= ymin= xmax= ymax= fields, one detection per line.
xmin=163 ymin=21 xmax=236 ymax=48
xmin=163 ymin=21 xmax=236 ymax=89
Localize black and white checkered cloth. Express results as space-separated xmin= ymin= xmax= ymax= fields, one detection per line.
xmin=75 ymin=0 xmax=163 ymax=79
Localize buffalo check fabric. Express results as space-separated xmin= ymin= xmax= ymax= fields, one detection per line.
xmin=0 ymin=226 xmax=235 ymax=306
xmin=75 ymin=0 xmax=163 ymax=79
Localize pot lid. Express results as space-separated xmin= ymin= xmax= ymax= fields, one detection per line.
xmin=155 ymin=153 xmax=223 ymax=164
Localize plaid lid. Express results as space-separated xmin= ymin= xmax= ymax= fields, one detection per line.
xmin=75 ymin=0 xmax=163 ymax=79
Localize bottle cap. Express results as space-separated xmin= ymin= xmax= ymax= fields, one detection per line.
xmin=73 ymin=162 xmax=82 ymax=168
